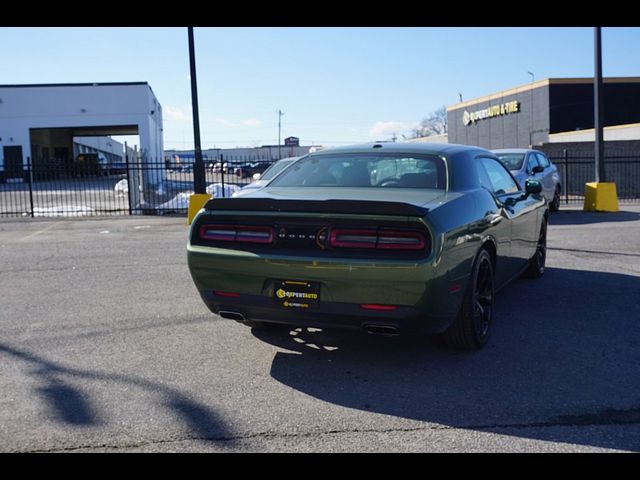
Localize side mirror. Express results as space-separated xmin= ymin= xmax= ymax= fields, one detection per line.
xmin=531 ymin=165 xmax=544 ymax=174
xmin=525 ymin=179 xmax=543 ymax=195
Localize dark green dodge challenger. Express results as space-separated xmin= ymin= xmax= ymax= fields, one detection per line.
xmin=187 ymin=143 xmax=548 ymax=349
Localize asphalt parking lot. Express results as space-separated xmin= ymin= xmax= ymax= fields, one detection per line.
xmin=1 ymin=206 xmax=639 ymax=452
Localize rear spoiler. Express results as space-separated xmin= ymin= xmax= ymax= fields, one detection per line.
xmin=204 ymin=197 xmax=428 ymax=216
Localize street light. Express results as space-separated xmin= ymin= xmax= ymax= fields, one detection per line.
xmin=277 ymin=109 xmax=284 ymax=159
xmin=528 ymin=71 xmax=535 ymax=146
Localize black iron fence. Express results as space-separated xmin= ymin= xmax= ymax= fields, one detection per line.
xmin=0 ymin=156 xmax=273 ymax=218
xmin=548 ymin=151 xmax=640 ymax=204
xmin=1 ymin=152 xmax=639 ymax=218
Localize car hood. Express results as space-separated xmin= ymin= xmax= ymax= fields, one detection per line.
xmin=236 ymin=186 xmax=457 ymax=209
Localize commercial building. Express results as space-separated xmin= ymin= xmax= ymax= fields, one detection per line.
xmin=0 ymin=82 xmax=163 ymax=184
xmin=446 ymin=77 xmax=640 ymax=152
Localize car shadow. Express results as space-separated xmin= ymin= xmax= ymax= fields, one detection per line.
xmin=0 ymin=344 xmax=236 ymax=447
xmin=252 ymin=267 xmax=640 ymax=452
xmin=550 ymin=209 xmax=640 ymax=225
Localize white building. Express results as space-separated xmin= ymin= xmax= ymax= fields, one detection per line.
xmin=0 ymin=82 xmax=163 ymax=184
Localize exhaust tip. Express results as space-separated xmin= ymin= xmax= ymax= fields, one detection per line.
xmin=218 ymin=310 xmax=246 ymax=322
xmin=363 ymin=324 xmax=400 ymax=336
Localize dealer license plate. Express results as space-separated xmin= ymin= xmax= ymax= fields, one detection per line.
xmin=274 ymin=280 xmax=320 ymax=309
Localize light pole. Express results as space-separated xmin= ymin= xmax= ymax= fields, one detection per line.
xmin=594 ymin=27 xmax=605 ymax=183
xmin=277 ymin=109 xmax=284 ymax=159
xmin=188 ymin=27 xmax=206 ymax=195
xmin=528 ymin=71 xmax=534 ymax=146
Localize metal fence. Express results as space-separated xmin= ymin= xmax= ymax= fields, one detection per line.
xmin=2 ymin=151 xmax=639 ymax=218
xmin=0 ymin=155 xmax=274 ymax=218
xmin=548 ymin=151 xmax=640 ymax=204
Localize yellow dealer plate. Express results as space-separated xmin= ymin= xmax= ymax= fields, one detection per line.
xmin=275 ymin=280 xmax=320 ymax=309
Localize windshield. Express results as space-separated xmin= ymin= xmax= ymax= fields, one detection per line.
xmin=495 ymin=153 xmax=525 ymax=171
xmin=261 ymin=158 xmax=297 ymax=181
xmin=269 ymin=153 xmax=446 ymax=189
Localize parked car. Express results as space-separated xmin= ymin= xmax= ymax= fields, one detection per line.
xmin=234 ymin=162 xmax=272 ymax=179
xmin=108 ymin=161 xmax=127 ymax=175
xmin=211 ymin=161 xmax=243 ymax=174
xmin=188 ymin=143 xmax=548 ymax=350
xmin=232 ymin=157 xmax=300 ymax=197
xmin=74 ymin=153 xmax=107 ymax=177
xmin=492 ymin=148 xmax=561 ymax=211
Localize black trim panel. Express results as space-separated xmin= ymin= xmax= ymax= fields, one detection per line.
xmin=204 ymin=198 xmax=429 ymax=216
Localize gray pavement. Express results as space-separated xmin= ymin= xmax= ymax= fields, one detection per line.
xmin=0 ymin=206 xmax=639 ymax=452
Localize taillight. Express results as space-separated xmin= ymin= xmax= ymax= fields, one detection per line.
xmin=329 ymin=229 xmax=377 ymax=249
xmin=360 ymin=304 xmax=398 ymax=311
xmin=199 ymin=224 xmax=273 ymax=244
xmin=213 ymin=290 xmax=241 ymax=297
xmin=329 ymin=228 xmax=426 ymax=251
xmin=376 ymin=231 xmax=426 ymax=250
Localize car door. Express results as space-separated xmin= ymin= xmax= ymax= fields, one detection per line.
xmin=534 ymin=152 xmax=556 ymax=202
xmin=478 ymin=156 xmax=539 ymax=279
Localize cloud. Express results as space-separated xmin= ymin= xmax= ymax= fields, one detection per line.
xmin=215 ymin=118 xmax=238 ymax=127
xmin=164 ymin=106 xmax=192 ymax=124
xmin=215 ymin=118 xmax=263 ymax=128
xmin=243 ymin=118 xmax=262 ymax=127
xmin=369 ymin=121 xmax=409 ymax=139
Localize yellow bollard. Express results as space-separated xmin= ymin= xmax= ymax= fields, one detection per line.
xmin=187 ymin=193 xmax=212 ymax=225
xmin=583 ymin=182 xmax=619 ymax=212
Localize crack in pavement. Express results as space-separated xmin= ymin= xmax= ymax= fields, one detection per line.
xmin=549 ymin=246 xmax=640 ymax=258
xmin=19 ymin=412 xmax=640 ymax=452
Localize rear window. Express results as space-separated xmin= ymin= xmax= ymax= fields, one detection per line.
xmin=269 ymin=153 xmax=447 ymax=189
xmin=495 ymin=153 xmax=525 ymax=171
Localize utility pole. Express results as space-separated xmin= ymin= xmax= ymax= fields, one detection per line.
xmin=594 ymin=27 xmax=605 ymax=183
xmin=188 ymin=27 xmax=206 ymax=194
xmin=277 ymin=109 xmax=284 ymax=160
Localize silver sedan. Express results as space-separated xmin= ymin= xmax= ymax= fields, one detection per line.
xmin=492 ymin=148 xmax=562 ymax=211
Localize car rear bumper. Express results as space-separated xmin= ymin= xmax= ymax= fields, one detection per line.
xmin=199 ymin=290 xmax=454 ymax=334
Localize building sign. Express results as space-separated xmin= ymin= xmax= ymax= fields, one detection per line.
xmin=463 ymin=100 xmax=520 ymax=126
xmin=284 ymin=136 xmax=300 ymax=147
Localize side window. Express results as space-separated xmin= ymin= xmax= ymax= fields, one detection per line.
xmin=478 ymin=157 xmax=519 ymax=196
xmin=476 ymin=158 xmax=494 ymax=192
xmin=526 ymin=153 xmax=540 ymax=173
xmin=535 ymin=152 xmax=550 ymax=168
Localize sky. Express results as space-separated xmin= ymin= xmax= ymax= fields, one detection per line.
xmin=1 ymin=27 xmax=639 ymax=150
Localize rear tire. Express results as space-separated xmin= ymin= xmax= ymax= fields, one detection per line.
xmin=442 ymin=249 xmax=495 ymax=350
xmin=550 ymin=186 xmax=561 ymax=212
xmin=523 ymin=220 xmax=547 ymax=279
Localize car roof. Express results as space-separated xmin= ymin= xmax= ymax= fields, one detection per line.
xmin=492 ymin=148 xmax=543 ymax=155
xmin=309 ymin=142 xmax=492 ymax=158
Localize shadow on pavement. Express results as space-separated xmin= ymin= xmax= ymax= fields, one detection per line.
xmin=253 ymin=267 xmax=640 ymax=451
xmin=0 ymin=344 xmax=236 ymax=446
xmin=550 ymin=209 xmax=640 ymax=225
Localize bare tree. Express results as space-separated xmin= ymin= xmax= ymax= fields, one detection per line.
xmin=409 ymin=106 xmax=448 ymax=138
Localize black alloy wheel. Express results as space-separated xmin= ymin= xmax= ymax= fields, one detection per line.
xmin=550 ymin=187 xmax=561 ymax=212
xmin=443 ymin=249 xmax=495 ymax=350
xmin=524 ymin=220 xmax=547 ymax=279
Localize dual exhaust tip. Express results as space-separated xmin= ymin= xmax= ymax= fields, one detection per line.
xmin=218 ymin=310 xmax=399 ymax=337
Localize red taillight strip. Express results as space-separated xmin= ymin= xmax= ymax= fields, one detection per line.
xmin=213 ymin=291 xmax=241 ymax=298
xmin=360 ymin=304 xmax=398 ymax=311
xmin=329 ymin=228 xmax=426 ymax=251
xmin=199 ymin=224 xmax=274 ymax=244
